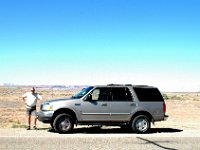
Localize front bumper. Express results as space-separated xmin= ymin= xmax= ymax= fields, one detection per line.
xmin=37 ymin=111 xmax=54 ymax=123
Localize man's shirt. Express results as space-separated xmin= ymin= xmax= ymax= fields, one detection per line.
xmin=22 ymin=92 xmax=42 ymax=108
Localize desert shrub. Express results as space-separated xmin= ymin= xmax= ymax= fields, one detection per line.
xmin=162 ymin=93 xmax=168 ymax=100
xmin=11 ymin=120 xmax=27 ymax=128
xmin=170 ymin=95 xmax=182 ymax=100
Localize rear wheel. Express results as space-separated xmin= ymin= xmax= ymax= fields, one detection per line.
xmin=50 ymin=120 xmax=54 ymax=129
xmin=53 ymin=113 xmax=74 ymax=133
xmin=131 ymin=115 xmax=150 ymax=133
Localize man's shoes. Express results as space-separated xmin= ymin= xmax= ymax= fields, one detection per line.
xmin=26 ymin=126 xmax=38 ymax=130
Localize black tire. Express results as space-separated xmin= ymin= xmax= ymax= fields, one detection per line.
xmin=50 ymin=121 xmax=54 ymax=129
xmin=53 ymin=113 xmax=74 ymax=133
xmin=131 ymin=115 xmax=150 ymax=133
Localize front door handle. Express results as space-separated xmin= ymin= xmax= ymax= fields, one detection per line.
xmin=130 ymin=103 xmax=136 ymax=106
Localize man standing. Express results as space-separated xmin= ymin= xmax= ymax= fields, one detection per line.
xmin=22 ymin=87 xmax=42 ymax=130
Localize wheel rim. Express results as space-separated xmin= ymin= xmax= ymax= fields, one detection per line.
xmin=59 ymin=118 xmax=71 ymax=132
xmin=135 ymin=118 xmax=148 ymax=132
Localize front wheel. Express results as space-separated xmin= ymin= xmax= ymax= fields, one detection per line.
xmin=53 ymin=114 xmax=74 ymax=133
xmin=131 ymin=115 xmax=150 ymax=133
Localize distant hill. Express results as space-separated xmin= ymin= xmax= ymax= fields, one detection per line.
xmin=2 ymin=84 xmax=88 ymax=90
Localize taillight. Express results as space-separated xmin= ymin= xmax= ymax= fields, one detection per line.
xmin=163 ymin=102 xmax=166 ymax=113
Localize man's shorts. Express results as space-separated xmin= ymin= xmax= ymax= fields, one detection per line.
xmin=26 ymin=106 xmax=37 ymax=116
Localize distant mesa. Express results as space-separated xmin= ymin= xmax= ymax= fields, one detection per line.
xmin=2 ymin=83 xmax=87 ymax=90
xmin=3 ymin=83 xmax=15 ymax=86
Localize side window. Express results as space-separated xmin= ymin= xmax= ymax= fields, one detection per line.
xmin=126 ymin=88 xmax=133 ymax=101
xmin=92 ymin=89 xmax=100 ymax=100
xmin=133 ymin=88 xmax=164 ymax=102
xmin=112 ymin=87 xmax=133 ymax=101
xmin=91 ymin=88 xmax=110 ymax=101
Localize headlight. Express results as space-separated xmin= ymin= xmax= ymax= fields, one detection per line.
xmin=41 ymin=103 xmax=53 ymax=111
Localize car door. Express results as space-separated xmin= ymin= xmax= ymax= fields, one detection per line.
xmin=110 ymin=87 xmax=136 ymax=121
xmin=80 ymin=87 xmax=112 ymax=121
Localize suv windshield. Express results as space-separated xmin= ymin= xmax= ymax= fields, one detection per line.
xmin=72 ymin=86 xmax=94 ymax=99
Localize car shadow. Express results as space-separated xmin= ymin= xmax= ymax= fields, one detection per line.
xmin=47 ymin=126 xmax=183 ymax=134
xmin=148 ymin=128 xmax=183 ymax=134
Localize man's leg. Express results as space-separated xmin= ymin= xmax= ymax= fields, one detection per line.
xmin=34 ymin=116 xmax=37 ymax=127
xmin=27 ymin=115 xmax=31 ymax=130
xmin=26 ymin=108 xmax=31 ymax=130
xmin=33 ymin=110 xmax=37 ymax=129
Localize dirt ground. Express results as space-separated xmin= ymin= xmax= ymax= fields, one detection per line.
xmin=0 ymin=86 xmax=200 ymax=131
xmin=157 ymin=92 xmax=200 ymax=130
xmin=0 ymin=86 xmax=79 ymax=128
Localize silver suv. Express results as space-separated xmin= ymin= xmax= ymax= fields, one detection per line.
xmin=38 ymin=84 xmax=168 ymax=133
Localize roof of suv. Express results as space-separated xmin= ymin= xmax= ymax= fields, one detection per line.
xmin=93 ymin=84 xmax=157 ymax=89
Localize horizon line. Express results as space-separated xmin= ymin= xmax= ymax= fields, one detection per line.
xmin=1 ymin=84 xmax=199 ymax=93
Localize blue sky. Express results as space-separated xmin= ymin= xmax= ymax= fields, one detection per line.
xmin=0 ymin=0 xmax=200 ymax=91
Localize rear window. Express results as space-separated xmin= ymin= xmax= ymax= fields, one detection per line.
xmin=133 ymin=88 xmax=164 ymax=102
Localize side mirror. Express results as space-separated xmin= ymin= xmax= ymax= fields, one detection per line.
xmin=84 ymin=94 xmax=92 ymax=101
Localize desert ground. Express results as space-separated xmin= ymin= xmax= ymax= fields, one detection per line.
xmin=0 ymin=86 xmax=200 ymax=131
xmin=0 ymin=86 xmax=79 ymax=128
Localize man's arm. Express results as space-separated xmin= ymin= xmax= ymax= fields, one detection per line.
xmin=21 ymin=93 xmax=27 ymax=102
xmin=37 ymin=94 xmax=42 ymax=101
xmin=22 ymin=96 xmax=25 ymax=101
xmin=21 ymin=94 xmax=27 ymax=108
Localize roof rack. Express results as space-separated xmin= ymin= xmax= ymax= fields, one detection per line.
xmin=133 ymin=85 xmax=155 ymax=88
xmin=107 ymin=84 xmax=132 ymax=86
xmin=125 ymin=84 xmax=132 ymax=86
xmin=107 ymin=84 xmax=122 ymax=86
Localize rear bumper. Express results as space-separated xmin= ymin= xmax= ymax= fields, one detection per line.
xmin=37 ymin=111 xmax=54 ymax=123
xmin=153 ymin=114 xmax=169 ymax=122
xmin=164 ymin=115 xmax=169 ymax=120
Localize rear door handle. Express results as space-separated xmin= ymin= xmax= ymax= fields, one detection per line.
xmin=101 ymin=103 xmax=108 ymax=106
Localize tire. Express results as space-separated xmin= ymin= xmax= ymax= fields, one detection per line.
xmin=131 ymin=115 xmax=150 ymax=133
xmin=53 ymin=113 xmax=74 ymax=133
xmin=50 ymin=121 xmax=54 ymax=129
